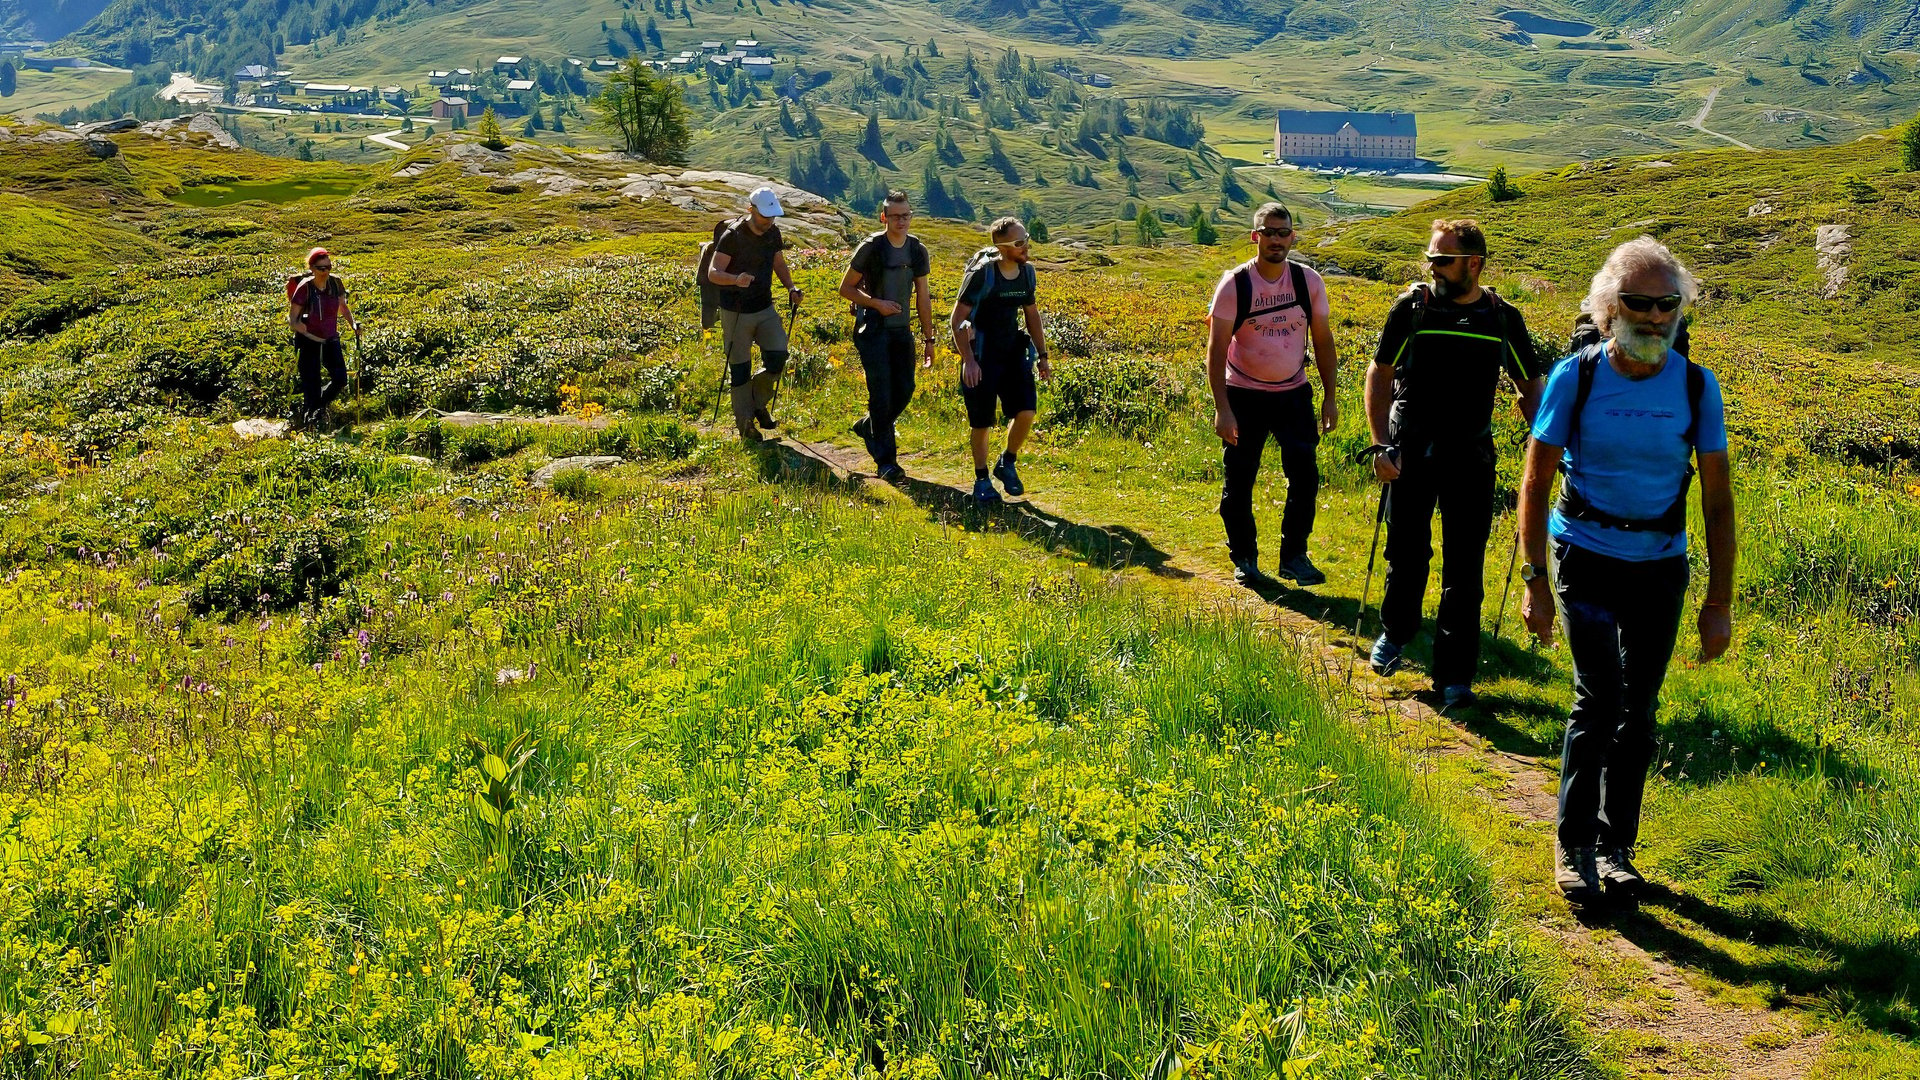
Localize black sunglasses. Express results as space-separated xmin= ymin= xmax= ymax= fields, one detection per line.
xmin=1256 ymin=227 xmax=1293 ymax=239
xmin=1619 ymin=293 xmax=1683 ymax=313
xmin=1425 ymin=252 xmax=1481 ymax=267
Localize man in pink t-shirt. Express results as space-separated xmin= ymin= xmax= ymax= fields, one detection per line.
xmin=1206 ymin=202 xmax=1340 ymax=590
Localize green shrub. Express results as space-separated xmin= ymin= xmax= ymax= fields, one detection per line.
xmin=1049 ymin=351 xmax=1188 ymax=436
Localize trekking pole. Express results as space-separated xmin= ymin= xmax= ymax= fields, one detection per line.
xmin=1348 ymin=444 xmax=1395 ymax=685
xmin=1491 ymin=435 xmax=1530 ymax=642
xmin=1492 ymin=522 xmax=1520 ymax=642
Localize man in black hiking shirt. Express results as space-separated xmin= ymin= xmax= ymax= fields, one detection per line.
xmin=707 ymin=186 xmax=802 ymax=441
xmin=1366 ymin=219 xmax=1545 ymax=710
xmin=951 ymin=217 xmax=1051 ymax=504
xmin=839 ymin=190 xmax=933 ymax=482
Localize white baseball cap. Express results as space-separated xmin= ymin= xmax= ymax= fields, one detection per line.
xmin=748 ymin=186 xmax=784 ymax=217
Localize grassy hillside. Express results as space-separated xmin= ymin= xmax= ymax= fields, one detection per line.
xmin=1314 ymin=132 xmax=1920 ymax=380
xmin=1 ymin=122 xmax=1918 ymax=1075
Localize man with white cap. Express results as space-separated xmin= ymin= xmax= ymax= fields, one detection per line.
xmin=707 ymin=186 xmax=803 ymax=440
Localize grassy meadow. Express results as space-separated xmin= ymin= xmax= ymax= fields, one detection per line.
xmin=1 ymin=121 xmax=1918 ymax=1075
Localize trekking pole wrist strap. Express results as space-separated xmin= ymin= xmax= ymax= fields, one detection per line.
xmin=1353 ymin=443 xmax=1397 ymax=465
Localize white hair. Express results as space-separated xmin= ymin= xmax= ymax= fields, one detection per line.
xmin=1581 ymin=236 xmax=1698 ymax=335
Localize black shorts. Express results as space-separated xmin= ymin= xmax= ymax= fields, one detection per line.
xmin=962 ymin=339 xmax=1037 ymax=429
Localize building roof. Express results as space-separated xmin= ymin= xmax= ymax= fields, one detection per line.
xmin=438 ymin=96 xmax=469 ymax=106
xmin=1274 ymin=110 xmax=1416 ymax=137
xmin=235 ymin=64 xmax=268 ymax=78
xmin=496 ymin=55 xmax=523 ymax=65
xmin=505 ymin=79 xmax=536 ymax=91
xmin=735 ymin=39 xmax=759 ymax=46
xmin=304 ymin=83 xmax=356 ymax=93
xmin=453 ymin=67 xmax=473 ymax=75
xmin=741 ymin=56 xmax=773 ymax=66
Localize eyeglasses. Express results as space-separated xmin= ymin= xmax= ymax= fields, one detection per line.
xmin=998 ymin=238 xmax=1029 ymax=248
xmin=312 ymin=263 xmax=333 ymax=271
xmin=1619 ymin=293 xmax=1683 ymax=313
xmin=884 ymin=212 xmax=912 ymax=221
xmin=1425 ymin=253 xmax=1480 ymax=267
xmin=1257 ymin=227 xmax=1294 ymax=239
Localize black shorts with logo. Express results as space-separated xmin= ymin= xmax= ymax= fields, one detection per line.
xmin=962 ymin=335 xmax=1037 ymax=428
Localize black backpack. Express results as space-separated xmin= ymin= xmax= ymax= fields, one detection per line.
xmin=959 ymin=245 xmax=1035 ymax=312
xmin=695 ymin=217 xmax=744 ymax=330
xmin=1227 ymin=258 xmax=1310 ymax=337
xmin=1557 ymin=343 xmax=1707 ymax=535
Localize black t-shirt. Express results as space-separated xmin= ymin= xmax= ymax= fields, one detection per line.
xmin=1373 ymin=287 xmax=1543 ymax=443
xmin=958 ymin=259 xmax=1036 ymax=355
xmin=714 ymin=220 xmax=786 ymax=313
xmin=850 ymin=233 xmax=930 ymax=330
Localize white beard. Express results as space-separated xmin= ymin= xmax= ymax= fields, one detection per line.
xmin=1614 ymin=319 xmax=1676 ymax=364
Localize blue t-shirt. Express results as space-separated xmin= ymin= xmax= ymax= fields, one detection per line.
xmin=1532 ymin=345 xmax=1727 ymax=562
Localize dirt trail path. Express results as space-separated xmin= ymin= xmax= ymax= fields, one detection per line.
xmin=738 ymin=425 xmax=1827 ymax=1079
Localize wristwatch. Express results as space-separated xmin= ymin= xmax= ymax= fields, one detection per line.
xmin=1519 ymin=562 xmax=1545 ymax=583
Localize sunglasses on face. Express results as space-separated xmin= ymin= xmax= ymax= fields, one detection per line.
xmin=1425 ymin=253 xmax=1478 ymax=267
xmin=1619 ymin=293 xmax=1683 ymax=313
xmin=1257 ymin=227 xmax=1293 ymax=239
xmin=312 ymin=263 xmax=332 ymax=271
xmin=999 ymin=238 xmax=1028 ymax=248
xmin=884 ymin=212 xmax=912 ymax=221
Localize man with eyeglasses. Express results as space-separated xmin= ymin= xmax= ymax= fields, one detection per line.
xmin=707 ymin=186 xmax=803 ymax=441
xmin=1208 ymin=201 xmax=1339 ymax=590
xmin=839 ymin=190 xmax=933 ymax=482
xmin=951 ymin=217 xmax=1051 ymax=503
xmin=1519 ymin=236 xmax=1734 ymax=907
xmin=1365 ymin=219 xmax=1544 ymax=709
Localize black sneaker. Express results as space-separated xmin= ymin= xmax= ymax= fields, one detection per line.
xmin=1597 ymin=846 xmax=1645 ymax=896
xmin=755 ymin=407 xmax=777 ymax=430
xmin=992 ymin=456 xmax=1025 ymax=496
xmin=971 ymin=476 xmax=1000 ymax=504
xmin=877 ymin=463 xmax=906 ymax=484
xmin=1555 ymin=840 xmax=1602 ymax=905
xmin=1232 ymin=558 xmax=1278 ymax=590
xmin=1276 ymin=554 xmax=1326 ymax=587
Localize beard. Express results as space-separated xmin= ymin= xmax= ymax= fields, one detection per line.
xmin=1431 ymin=274 xmax=1468 ymax=300
xmin=1614 ymin=318 xmax=1678 ymax=364
xmin=1258 ymin=247 xmax=1289 ymax=265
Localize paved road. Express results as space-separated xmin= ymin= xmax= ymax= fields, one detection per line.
xmin=365 ymin=129 xmax=407 ymax=151
xmin=1685 ymin=86 xmax=1757 ymax=150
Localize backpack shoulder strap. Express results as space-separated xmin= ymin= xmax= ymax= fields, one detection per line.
xmin=1288 ymin=260 xmax=1310 ymax=317
xmin=1021 ymin=261 xmax=1035 ymax=299
xmin=1565 ymin=347 xmax=1601 ymax=472
xmin=1230 ymin=263 xmax=1253 ymax=336
xmin=1683 ymin=360 xmax=1705 ymax=449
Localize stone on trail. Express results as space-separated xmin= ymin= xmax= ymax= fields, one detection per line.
xmin=531 ymin=455 xmax=622 ymax=488
xmin=231 ymin=418 xmax=291 ymax=440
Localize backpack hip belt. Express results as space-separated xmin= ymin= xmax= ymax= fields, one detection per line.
xmin=1556 ymin=483 xmax=1689 ymax=534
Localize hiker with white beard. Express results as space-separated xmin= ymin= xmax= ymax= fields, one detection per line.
xmin=1518 ymin=236 xmax=1737 ymax=907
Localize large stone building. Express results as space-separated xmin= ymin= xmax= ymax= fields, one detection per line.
xmin=1273 ymin=110 xmax=1417 ymax=168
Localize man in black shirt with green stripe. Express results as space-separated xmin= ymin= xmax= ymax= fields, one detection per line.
xmin=1365 ymin=219 xmax=1545 ymax=708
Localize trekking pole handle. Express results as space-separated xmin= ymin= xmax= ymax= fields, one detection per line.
xmin=1353 ymin=443 xmax=1399 ymax=467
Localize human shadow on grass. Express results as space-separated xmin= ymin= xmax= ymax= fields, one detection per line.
xmin=1650 ymin=707 xmax=1885 ymax=791
xmin=756 ymin=437 xmax=1191 ymax=579
xmin=1580 ymin=883 xmax=1920 ymax=1040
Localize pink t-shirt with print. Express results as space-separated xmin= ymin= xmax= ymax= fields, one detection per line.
xmin=1207 ymin=260 xmax=1328 ymax=392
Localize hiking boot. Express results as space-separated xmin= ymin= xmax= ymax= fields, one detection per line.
xmin=852 ymin=415 xmax=875 ymax=455
xmin=1440 ymin=684 xmax=1478 ymax=710
xmin=972 ymin=476 xmax=1001 ymax=504
xmin=1233 ymin=558 xmax=1278 ymax=590
xmin=1555 ymin=841 xmax=1602 ymax=905
xmin=1597 ymin=846 xmax=1645 ymax=896
xmin=730 ymin=385 xmax=761 ymax=442
xmin=992 ymin=456 xmax=1025 ymax=496
xmin=755 ymin=407 xmax=777 ymax=430
xmin=877 ymin=463 xmax=906 ymax=484
xmin=1276 ymin=554 xmax=1326 ymax=587
xmin=1369 ymin=634 xmax=1404 ymax=676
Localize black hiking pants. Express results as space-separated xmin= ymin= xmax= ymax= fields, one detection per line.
xmin=1553 ymin=539 xmax=1688 ymax=853
xmin=1219 ymin=383 xmax=1319 ymax=566
xmin=296 ymin=336 xmax=348 ymax=415
xmin=856 ymin=325 xmax=916 ymax=467
xmin=1378 ymin=437 xmax=1495 ymax=689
